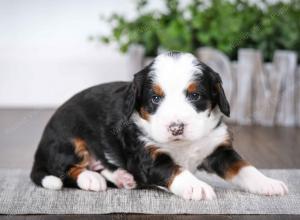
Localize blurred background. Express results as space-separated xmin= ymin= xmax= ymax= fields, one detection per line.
xmin=0 ymin=0 xmax=299 ymax=169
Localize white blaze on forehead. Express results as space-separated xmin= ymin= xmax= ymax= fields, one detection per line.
xmin=133 ymin=52 xmax=216 ymax=145
xmin=151 ymin=53 xmax=201 ymax=93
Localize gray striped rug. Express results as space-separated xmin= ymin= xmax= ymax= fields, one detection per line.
xmin=0 ymin=169 xmax=299 ymax=214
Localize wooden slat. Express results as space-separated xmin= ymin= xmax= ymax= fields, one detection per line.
xmin=258 ymin=63 xmax=282 ymax=126
xmin=273 ymin=51 xmax=297 ymax=126
xmin=252 ymin=61 xmax=281 ymax=126
xmin=235 ymin=49 xmax=258 ymax=125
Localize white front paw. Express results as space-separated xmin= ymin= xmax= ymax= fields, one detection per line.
xmin=77 ymin=170 xmax=107 ymax=192
xmin=170 ymin=170 xmax=216 ymax=200
xmin=181 ymin=181 xmax=216 ymax=200
xmin=232 ymin=166 xmax=288 ymax=196
xmin=246 ymin=177 xmax=288 ymax=196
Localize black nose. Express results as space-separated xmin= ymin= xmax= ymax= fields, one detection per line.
xmin=168 ymin=122 xmax=184 ymax=136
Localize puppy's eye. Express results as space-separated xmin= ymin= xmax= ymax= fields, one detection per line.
xmin=188 ymin=93 xmax=200 ymax=101
xmin=152 ymin=95 xmax=162 ymax=104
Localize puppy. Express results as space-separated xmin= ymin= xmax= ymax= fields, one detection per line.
xmin=31 ymin=52 xmax=288 ymax=200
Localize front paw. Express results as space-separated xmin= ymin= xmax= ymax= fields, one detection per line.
xmin=77 ymin=170 xmax=107 ymax=192
xmin=246 ymin=177 xmax=288 ymax=196
xmin=233 ymin=166 xmax=288 ymax=196
xmin=169 ymin=170 xmax=216 ymax=200
xmin=181 ymin=181 xmax=216 ymax=200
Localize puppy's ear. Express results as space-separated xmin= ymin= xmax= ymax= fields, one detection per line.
xmin=208 ymin=69 xmax=230 ymax=117
xmin=124 ymin=64 xmax=150 ymax=118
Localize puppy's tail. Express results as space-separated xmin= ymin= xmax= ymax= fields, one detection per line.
xmin=30 ymin=164 xmax=63 ymax=190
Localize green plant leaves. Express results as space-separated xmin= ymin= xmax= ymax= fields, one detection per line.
xmin=98 ymin=0 xmax=300 ymax=62
xmin=156 ymin=18 xmax=193 ymax=52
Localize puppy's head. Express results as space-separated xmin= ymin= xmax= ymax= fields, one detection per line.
xmin=128 ymin=52 xmax=229 ymax=144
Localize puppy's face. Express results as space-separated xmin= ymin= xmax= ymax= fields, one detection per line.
xmin=132 ymin=52 xmax=229 ymax=144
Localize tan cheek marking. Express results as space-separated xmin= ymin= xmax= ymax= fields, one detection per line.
xmin=139 ymin=107 xmax=150 ymax=121
xmin=225 ymin=160 xmax=250 ymax=180
xmin=147 ymin=145 xmax=162 ymax=160
xmin=153 ymin=84 xmax=164 ymax=97
xmin=187 ymin=82 xmax=198 ymax=93
xmin=166 ymin=165 xmax=182 ymax=189
xmin=68 ymin=138 xmax=90 ymax=179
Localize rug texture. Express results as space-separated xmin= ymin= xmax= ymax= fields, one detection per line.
xmin=0 ymin=169 xmax=299 ymax=215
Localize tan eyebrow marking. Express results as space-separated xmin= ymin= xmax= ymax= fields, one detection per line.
xmin=187 ymin=82 xmax=198 ymax=93
xmin=147 ymin=145 xmax=163 ymax=160
xmin=153 ymin=84 xmax=164 ymax=96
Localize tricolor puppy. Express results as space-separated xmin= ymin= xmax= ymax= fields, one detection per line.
xmin=31 ymin=52 xmax=288 ymax=200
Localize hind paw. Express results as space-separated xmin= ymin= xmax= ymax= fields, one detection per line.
xmin=114 ymin=169 xmax=137 ymax=189
xmin=41 ymin=175 xmax=63 ymax=190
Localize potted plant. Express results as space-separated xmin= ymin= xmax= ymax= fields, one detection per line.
xmin=97 ymin=0 xmax=300 ymax=62
xmin=96 ymin=0 xmax=300 ymax=127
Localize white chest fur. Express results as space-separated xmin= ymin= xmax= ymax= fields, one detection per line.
xmin=160 ymin=124 xmax=229 ymax=173
xmin=132 ymin=109 xmax=230 ymax=173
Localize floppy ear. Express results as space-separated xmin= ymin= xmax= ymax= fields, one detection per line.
xmin=209 ymin=70 xmax=230 ymax=117
xmin=123 ymin=64 xmax=150 ymax=118
xmin=123 ymin=82 xmax=137 ymax=118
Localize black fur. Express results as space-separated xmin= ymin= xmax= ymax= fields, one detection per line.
xmin=134 ymin=63 xmax=163 ymax=115
xmin=196 ymin=62 xmax=230 ymax=116
xmin=31 ymin=78 xmax=179 ymax=188
xmin=199 ymin=146 xmax=243 ymax=178
xmin=31 ymin=52 xmax=231 ymax=190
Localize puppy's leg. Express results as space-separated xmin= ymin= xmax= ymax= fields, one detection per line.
xmin=200 ymin=145 xmax=288 ymax=196
xmin=134 ymin=146 xmax=216 ymax=200
xmin=67 ymin=138 xmax=107 ymax=192
xmin=88 ymin=153 xmax=136 ymax=189
xmin=101 ymin=168 xmax=137 ymax=189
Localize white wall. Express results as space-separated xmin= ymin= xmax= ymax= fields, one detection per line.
xmin=0 ymin=0 xmax=140 ymax=108
xmin=0 ymin=0 xmax=284 ymax=108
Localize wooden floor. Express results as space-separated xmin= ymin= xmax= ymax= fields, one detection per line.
xmin=0 ymin=214 xmax=299 ymax=220
xmin=0 ymin=108 xmax=299 ymax=219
